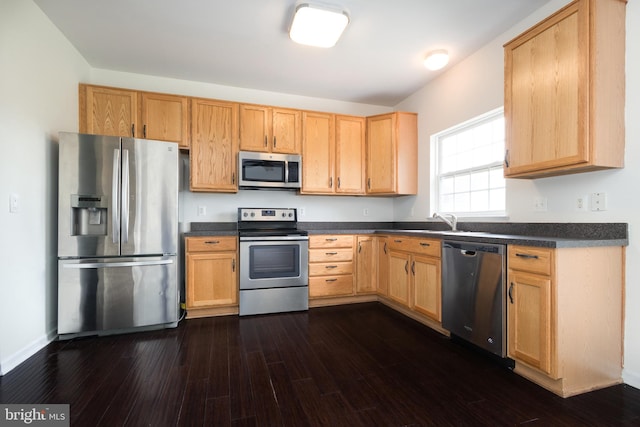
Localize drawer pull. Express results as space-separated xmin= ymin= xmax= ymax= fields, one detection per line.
xmin=325 ymin=265 xmax=338 ymax=269
xmin=515 ymin=253 xmax=539 ymax=260
xmin=325 ymin=278 xmax=337 ymax=283
xmin=325 ymin=238 xmax=338 ymax=241
xmin=326 ymin=252 xmax=338 ymax=255
xmin=205 ymin=240 xmax=220 ymax=244
xmin=419 ymin=242 xmax=430 ymax=247
xmin=394 ymin=239 xmax=402 ymax=243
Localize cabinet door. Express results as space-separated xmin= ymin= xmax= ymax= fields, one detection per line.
xmin=141 ymin=92 xmax=190 ymax=149
xmin=302 ymin=112 xmax=335 ymax=193
xmin=508 ymin=270 xmax=554 ymax=376
xmin=504 ymin=1 xmax=586 ymax=176
xmin=377 ymin=237 xmax=389 ymax=296
xmin=388 ymin=250 xmax=411 ymax=306
xmin=186 ymin=252 xmax=238 ymax=308
xmin=239 ymin=104 xmax=271 ymax=152
xmin=356 ymin=236 xmax=376 ymax=294
xmin=272 ymin=108 xmax=301 ymax=154
xmin=190 ymin=99 xmax=238 ymax=192
xmin=411 ymin=255 xmax=441 ymax=321
xmin=336 ymin=115 xmax=365 ymax=194
xmin=80 ymin=85 xmax=137 ymax=137
xmin=366 ymin=113 xmax=396 ymax=193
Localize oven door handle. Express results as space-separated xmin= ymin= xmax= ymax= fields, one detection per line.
xmin=240 ymin=235 xmax=309 ymax=242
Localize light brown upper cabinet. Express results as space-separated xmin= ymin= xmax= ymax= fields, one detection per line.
xmin=239 ymin=104 xmax=301 ymax=154
xmin=79 ymin=84 xmax=137 ymax=137
xmin=504 ymin=0 xmax=626 ymax=178
xmin=190 ymin=98 xmax=239 ymax=192
xmin=366 ymin=112 xmax=418 ymax=195
xmin=140 ymin=92 xmax=190 ymax=149
xmin=301 ymin=112 xmax=365 ymax=195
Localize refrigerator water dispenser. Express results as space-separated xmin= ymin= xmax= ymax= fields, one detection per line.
xmin=71 ymin=194 xmax=108 ymax=236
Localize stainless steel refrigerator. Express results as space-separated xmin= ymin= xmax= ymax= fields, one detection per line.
xmin=57 ymin=132 xmax=179 ymax=339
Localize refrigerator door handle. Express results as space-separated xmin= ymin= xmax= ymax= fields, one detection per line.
xmin=62 ymin=259 xmax=174 ymax=269
xmin=112 ymin=148 xmax=121 ymax=244
xmin=122 ymin=149 xmax=130 ymax=243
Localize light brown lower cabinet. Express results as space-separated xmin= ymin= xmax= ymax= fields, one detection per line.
xmin=308 ymin=235 xmax=355 ymax=298
xmin=185 ymin=236 xmax=238 ymax=318
xmin=376 ymin=237 xmax=389 ymax=296
xmin=507 ymin=244 xmax=624 ymax=397
xmin=355 ymin=236 xmax=376 ymax=294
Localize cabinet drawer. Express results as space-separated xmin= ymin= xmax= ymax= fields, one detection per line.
xmin=309 ymin=275 xmax=354 ymax=297
xmin=388 ymin=237 xmax=441 ymax=257
xmin=309 ymin=262 xmax=353 ymax=277
xmin=309 ymin=248 xmax=353 ymax=263
xmin=508 ymin=246 xmax=553 ymax=276
xmin=186 ymin=236 xmax=237 ymax=252
xmin=309 ymin=235 xmax=354 ymax=249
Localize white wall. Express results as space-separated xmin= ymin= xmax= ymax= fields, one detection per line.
xmin=0 ymin=0 xmax=90 ymax=374
xmin=396 ymin=0 xmax=640 ymax=388
xmin=89 ymin=69 xmax=395 ymax=224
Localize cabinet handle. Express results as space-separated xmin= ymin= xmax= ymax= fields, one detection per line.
xmin=411 ymin=261 xmax=415 ymax=275
xmin=325 ymin=238 xmax=338 ymax=241
xmin=325 ymin=265 xmax=338 ymax=269
xmin=419 ymin=242 xmax=430 ymax=247
xmin=232 ymin=259 xmax=236 ymax=272
xmin=143 ymin=124 xmax=147 ymax=138
xmin=405 ymin=261 xmax=409 ymax=274
xmin=131 ymin=124 xmax=135 ymax=137
xmin=326 ymin=252 xmax=338 ymax=255
xmin=273 ymin=136 xmax=276 ymax=148
xmin=329 ymin=177 xmax=333 ymax=188
xmin=337 ymin=177 xmax=341 ymax=189
xmin=204 ymin=240 xmax=220 ymax=244
xmin=384 ymin=242 xmax=387 ymax=254
xmin=232 ymin=173 xmax=236 ymax=185
xmin=508 ymin=282 xmax=514 ymax=304
xmin=368 ymin=178 xmax=371 ymax=189
xmin=504 ymin=149 xmax=510 ymax=168
xmin=326 ymin=278 xmax=337 ymax=283
xmin=515 ymin=253 xmax=539 ymax=260
xmin=358 ymin=243 xmax=362 ymax=253
xmin=264 ymin=135 xmax=268 ymax=147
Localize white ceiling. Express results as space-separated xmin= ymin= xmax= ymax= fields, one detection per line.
xmin=33 ymin=0 xmax=551 ymax=106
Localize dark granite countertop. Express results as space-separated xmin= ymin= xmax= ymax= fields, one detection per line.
xmin=184 ymin=221 xmax=628 ymax=248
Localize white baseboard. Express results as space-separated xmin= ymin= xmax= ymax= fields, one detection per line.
xmin=623 ymin=369 xmax=640 ymax=390
xmin=0 ymin=329 xmax=57 ymax=376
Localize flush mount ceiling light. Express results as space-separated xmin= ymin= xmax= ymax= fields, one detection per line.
xmin=424 ymin=49 xmax=449 ymax=71
xmin=289 ymin=3 xmax=350 ymax=48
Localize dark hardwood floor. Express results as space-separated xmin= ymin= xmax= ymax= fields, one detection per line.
xmin=2 ymin=302 xmax=640 ymax=426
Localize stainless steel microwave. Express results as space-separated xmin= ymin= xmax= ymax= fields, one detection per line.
xmin=238 ymin=151 xmax=302 ymax=190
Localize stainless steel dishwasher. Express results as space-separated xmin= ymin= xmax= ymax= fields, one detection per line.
xmin=441 ymin=240 xmax=506 ymax=357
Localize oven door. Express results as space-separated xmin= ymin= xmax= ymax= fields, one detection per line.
xmin=239 ymin=236 xmax=309 ymax=290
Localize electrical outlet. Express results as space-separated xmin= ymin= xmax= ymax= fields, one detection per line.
xmin=363 ymin=208 xmax=369 ymax=217
xmin=299 ymin=207 xmax=306 ymax=217
xmin=576 ymin=195 xmax=588 ymax=211
xmin=9 ymin=193 xmax=19 ymax=213
xmin=533 ymin=197 xmax=547 ymax=212
xmin=197 ymin=205 xmax=206 ymax=216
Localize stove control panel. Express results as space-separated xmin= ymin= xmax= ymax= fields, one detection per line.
xmin=238 ymin=207 xmax=296 ymax=222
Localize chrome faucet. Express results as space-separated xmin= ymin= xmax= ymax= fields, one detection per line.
xmin=432 ymin=212 xmax=458 ymax=231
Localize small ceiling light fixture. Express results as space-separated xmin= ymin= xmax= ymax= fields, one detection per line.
xmin=289 ymin=3 xmax=350 ymax=48
xmin=423 ymin=49 xmax=449 ymax=71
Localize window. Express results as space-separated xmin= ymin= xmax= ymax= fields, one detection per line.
xmin=431 ymin=108 xmax=505 ymax=216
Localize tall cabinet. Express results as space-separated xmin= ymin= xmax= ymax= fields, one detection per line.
xmin=504 ymin=0 xmax=626 ymax=178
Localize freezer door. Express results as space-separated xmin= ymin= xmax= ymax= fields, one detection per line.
xmin=121 ymin=138 xmax=178 ymax=256
xmin=58 ymin=132 xmax=122 ymax=258
xmin=58 ymin=256 xmax=178 ymax=335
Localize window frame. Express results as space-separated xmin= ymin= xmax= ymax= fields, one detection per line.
xmin=430 ymin=107 xmax=506 ymax=218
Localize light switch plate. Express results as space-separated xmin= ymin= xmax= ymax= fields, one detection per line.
xmin=9 ymin=193 xmax=19 ymax=213
xmin=590 ymin=192 xmax=607 ymax=211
